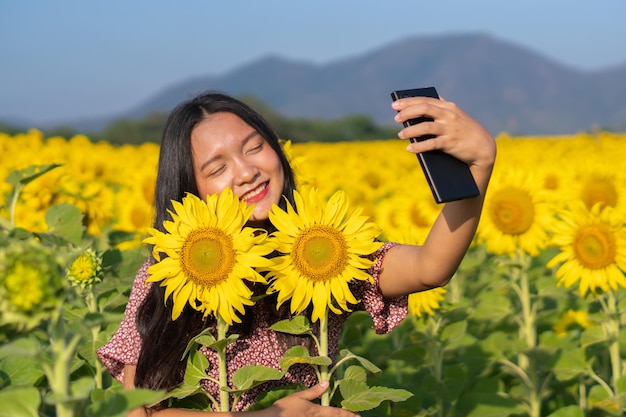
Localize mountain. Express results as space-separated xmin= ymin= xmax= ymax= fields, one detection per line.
xmin=29 ymin=33 xmax=626 ymax=135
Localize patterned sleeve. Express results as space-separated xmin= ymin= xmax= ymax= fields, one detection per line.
xmin=353 ymin=241 xmax=408 ymax=334
xmin=96 ymin=258 xmax=152 ymax=383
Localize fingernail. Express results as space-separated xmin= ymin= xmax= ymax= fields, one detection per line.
xmin=320 ymin=380 xmax=329 ymax=388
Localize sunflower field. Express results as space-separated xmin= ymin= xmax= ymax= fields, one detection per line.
xmin=1 ymin=128 xmax=625 ymax=417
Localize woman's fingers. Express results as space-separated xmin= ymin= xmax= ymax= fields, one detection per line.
xmin=270 ymin=381 xmax=361 ymax=417
xmin=392 ymin=97 xmax=495 ymax=167
xmin=292 ymin=380 xmax=329 ymax=401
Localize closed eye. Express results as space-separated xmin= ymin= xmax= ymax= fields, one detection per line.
xmin=245 ymin=141 xmax=264 ymax=155
xmin=207 ymin=165 xmax=226 ymax=177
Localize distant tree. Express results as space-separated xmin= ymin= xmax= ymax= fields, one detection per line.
xmin=43 ymin=125 xmax=81 ymax=139
xmin=0 ymin=96 xmax=401 ymax=144
xmin=278 ymin=115 xmax=397 ymax=143
xmin=99 ymin=112 xmax=168 ymax=144
xmin=0 ymin=121 xmax=28 ymax=135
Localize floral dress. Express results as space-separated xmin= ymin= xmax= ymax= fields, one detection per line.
xmin=97 ymin=241 xmax=407 ymax=411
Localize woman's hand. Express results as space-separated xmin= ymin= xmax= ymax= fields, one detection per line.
xmin=263 ymin=381 xmax=360 ymax=417
xmin=378 ymin=95 xmax=497 ymax=297
xmin=391 ymin=96 xmax=496 ymax=177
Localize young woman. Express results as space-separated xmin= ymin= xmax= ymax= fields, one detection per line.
xmin=98 ymin=91 xmax=496 ymax=416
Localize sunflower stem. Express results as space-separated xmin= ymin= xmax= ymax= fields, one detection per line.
xmin=46 ymin=305 xmax=82 ymax=417
xmin=319 ymin=308 xmax=330 ymax=407
xmin=9 ymin=183 xmax=22 ymax=226
xmin=85 ymin=289 xmax=104 ymax=389
xmin=603 ymin=290 xmax=622 ymax=401
xmin=424 ymin=316 xmax=444 ymax=417
xmin=217 ymin=317 xmax=230 ymax=412
xmin=513 ymin=251 xmax=540 ymax=417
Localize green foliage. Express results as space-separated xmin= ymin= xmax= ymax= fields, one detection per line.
xmin=269 ymin=316 xmax=413 ymax=413
xmin=0 ymin=165 xmax=153 ymax=417
xmin=336 ymin=246 xmax=626 ymax=416
xmin=0 ymin=121 xmax=29 ymax=135
xmin=98 ymin=112 xmax=168 ymax=145
xmin=277 ymin=114 xmax=397 ymax=143
xmin=2 ymin=163 xmax=626 ymax=416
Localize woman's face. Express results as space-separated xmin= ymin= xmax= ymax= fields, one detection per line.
xmin=191 ymin=112 xmax=285 ymax=225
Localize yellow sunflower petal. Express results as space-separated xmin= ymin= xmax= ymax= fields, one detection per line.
xmin=266 ymin=185 xmax=383 ymax=322
xmin=171 ymin=281 xmax=194 ymax=320
xmin=310 ymin=282 xmax=329 ymax=322
xmin=147 ymin=188 xmax=271 ymax=321
xmin=322 ymin=190 xmax=349 ymax=226
xmin=269 ymin=204 xmax=302 ymax=236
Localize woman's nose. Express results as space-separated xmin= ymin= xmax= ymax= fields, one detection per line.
xmin=233 ymin=159 xmax=259 ymax=184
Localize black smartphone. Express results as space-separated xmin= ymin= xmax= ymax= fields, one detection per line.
xmin=390 ymin=87 xmax=480 ymax=203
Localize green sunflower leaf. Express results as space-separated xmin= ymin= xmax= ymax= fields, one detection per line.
xmin=340 ymin=382 xmax=413 ymax=412
xmin=337 ymin=349 xmax=381 ymax=374
xmin=0 ymin=356 xmax=44 ymax=389
xmin=342 ymin=365 xmax=367 ymax=383
xmin=338 ymin=378 xmax=368 ymax=399
xmin=4 ymin=164 xmax=63 ymax=227
xmin=279 ymin=345 xmax=332 ymax=372
xmin=456 ymin=392 xmax=527 ymax=417
xmin=182 ymin=328 xmax=216 ymax=359
xmin=0 ymin=386 xmax=41 ymax=417
xmin=580 ymin=325 xmax=607 ymax=348
xmin=6 ymin=164 xmax=62 ymax=188
xmin=587 ymin=384 xmax=620 ymax=416
xmin=204 ymin=334 xmax=239 ymax=353
xmin=246 ymin=384 xmax=307 ymax=411
xmin=88 ymin=388 xmax=167 ymax=417
xmin=183 ymin=350 xmax=211 ymax=387
xmin=227 ymin=365 xmax=284 ymax=392
xmin=269 ymin=315 xmax=312 ymax=335
xmin=44 ymin=203 xmax=84 ymax=245
xmin=552 ymin=348 xmax=588 ymax=382
xmin=182 ymin=329 xmax=239 ymax=359
xmin=546 ymin=405 xmax=585 ymax=417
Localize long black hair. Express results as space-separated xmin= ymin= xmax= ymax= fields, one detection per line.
xmin=134 ymin=91 xmax=297 ymax=392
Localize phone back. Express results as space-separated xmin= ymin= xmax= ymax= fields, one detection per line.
xmin=391 ymin=87 xmax=480 ymax=203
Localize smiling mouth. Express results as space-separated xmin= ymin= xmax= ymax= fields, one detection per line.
xmin=240 ymin=182 xmax=268 ymax=202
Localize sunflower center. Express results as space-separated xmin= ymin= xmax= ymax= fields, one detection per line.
xmin=5 ymin=262 xmax=45 ymax=310
xmin=181 ymin=227 xmax=235 ymax=286
xmin=363 ymin=171 xmax=382 ymax=189
xmin=131 ymin=206 xmax=149 ymax=229
xmin=410 ymin=204 xmax=430 ymax=228
xmin=488 ymin=187 xmax=535 ymax=235
xmin=292 ymin=225 xmax=348 ymax=282
xmin=573 ymin=224 xmax=616 ymax=269
xmin=544 ymin=174 xmax=559 ymax=190
xmin=68 ymin=252 xmax=99 ymax=284
xmin=580 ymin=177 xmax=617 ymax=210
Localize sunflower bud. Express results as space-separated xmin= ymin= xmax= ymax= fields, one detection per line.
xmin=0 ymin=235 xmax=65 ymax=329
xmin=66 ymin=249 xmax=103 ymax=288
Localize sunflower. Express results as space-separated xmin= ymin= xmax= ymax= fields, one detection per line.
xmin=143 ymin=189 xmax=276 ymax=323
xmin=66 ymin=248 xmax=103 ymax=288
xmin=477 ymin=170 xmax=553 ymax=256
xmin=387 ymin=186 xmax=440 ymax=243
xmin=408 ymin=287 xmax=447 ymax=318
xmin=0 ymin=234 xmax=65 ymax=330
xmin=577 ymin=173 xmax=619 ymax=211
xmin=547 ymin=201 xmax=626 ymax=297
xmin=266 ymin=187 xmax=383 ymax=322
xmin=552 ymin=309 xmax=596 ymax=337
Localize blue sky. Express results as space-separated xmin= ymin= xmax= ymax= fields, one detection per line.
xmin=1 ymin=0 xmax=624 ymax=126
